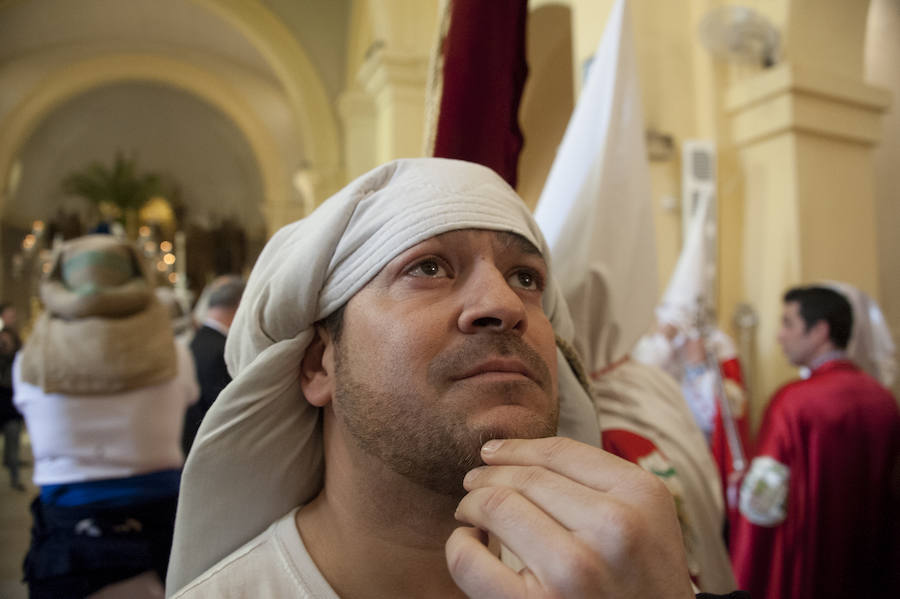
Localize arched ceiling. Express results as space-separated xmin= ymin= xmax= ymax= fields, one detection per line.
xmin=0 ymin=0 xmax=274 ymax=73
xmin=15 ymin=82 xmax=267 ymax=234
xmin=0 ymin=0 xmax=349 ymax=231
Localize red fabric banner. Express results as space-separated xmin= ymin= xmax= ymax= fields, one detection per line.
xmin=432 ymin=0 xmax=528 ymax=188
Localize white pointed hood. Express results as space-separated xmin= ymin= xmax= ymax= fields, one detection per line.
xmin=656 ymin=193 xmax=712 ymax=333
xmin=534 ymin=0 xmax=657 ymax=374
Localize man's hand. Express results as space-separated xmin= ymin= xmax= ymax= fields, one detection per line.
xmin=446 ymin=437 xmax=695 ymax=598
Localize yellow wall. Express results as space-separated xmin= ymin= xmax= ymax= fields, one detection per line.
xmin=531 ymin=0 xmax=893 ymax=428
xmin=866 ymin=0 xmax=900 ymax=399
xmin=518 ymin=3 xmax=575 ymax=210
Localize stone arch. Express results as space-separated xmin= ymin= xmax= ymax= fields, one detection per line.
xmin=193 ymin=0 xmax=343 ymax=193
xmin=0 ymin=53 xmax=287 ymax=234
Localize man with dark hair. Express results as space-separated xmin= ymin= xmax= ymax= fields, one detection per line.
xmin=782 ymin=286 xmax=853 ymax=352
xmin=182 ymin=275 xmax=244 ymax=455
xmin=731 ymin=284 xmax=900 ymax=599
xmin=166 ymin=159 xmax=748 ymax=598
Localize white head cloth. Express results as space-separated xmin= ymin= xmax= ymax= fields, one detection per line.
xmin=166 ymin=158 xmax=600 ymax=594
xmin=823 ymin=281 xmax=897 ymax=387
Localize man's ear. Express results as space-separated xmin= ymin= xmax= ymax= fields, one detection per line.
xmin=810 ymin=319 xmax=831 ymax=347
xmin=300 ymin=326 xmax=335 ymax=407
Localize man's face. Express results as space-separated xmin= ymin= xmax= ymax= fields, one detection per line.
xmin=777 ymin=301 xmax=820 ymax=367
xmin=1 ymin=307 xmax=15 ymax=327
xmin=330 ymin=229 xmax=559 ymax=496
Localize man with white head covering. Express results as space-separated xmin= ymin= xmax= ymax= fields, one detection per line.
xmin=166 ymin=159 xmax=745 ymax=598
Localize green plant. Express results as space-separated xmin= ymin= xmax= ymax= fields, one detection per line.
xmin=61 ymin=151 xmax=164 ymax=215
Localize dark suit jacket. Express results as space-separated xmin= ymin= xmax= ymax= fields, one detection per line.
xmin=182 ymin=324 xmax=230 ymax=455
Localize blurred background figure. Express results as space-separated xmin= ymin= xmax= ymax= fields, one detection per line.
xmin=0 ymin=302 xmax=24 ymax=491
xmin=181 ymin=275 xmax=243 ymax=456
xmin=154 ymin=286 xmax=194 ymax=345
xmin=13 ymin=235 xmax=198 ymax=598
xmin=633 ymin=192 xmax=749 ymax=516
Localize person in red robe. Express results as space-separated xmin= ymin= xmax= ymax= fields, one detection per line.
xmin=731 ymin=285 xmax=900 ymax=599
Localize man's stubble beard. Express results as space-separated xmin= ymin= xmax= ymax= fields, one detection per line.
xmin=332 ymin=335 xmax=559 ymax=498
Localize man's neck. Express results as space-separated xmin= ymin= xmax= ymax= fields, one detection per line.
xmin=806 ymin=348 xmax=847 ymax=372
xmin=204 ymin=307 xmax=234 ymax=335
xmin=295 ymin=413 xmax=468 ymax=599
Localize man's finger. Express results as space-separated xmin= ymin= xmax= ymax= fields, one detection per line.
xmin=480 ymin=437 xmax=660 ymax=496
xmin=463 ymin=464 xmax=638 ymax=546
xmin=454 ymin=485 xmax=610 ymax=591
xmin=445 ymin=526 xmax=525 ymax=599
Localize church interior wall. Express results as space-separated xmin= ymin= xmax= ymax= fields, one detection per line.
xmin=259 ymin=0 xmax=351 ymax=104
xmin=559 ymin=0 xmax=895 ymax=422
xmin=12 ymin=82 xmax=266 ymax=235
xmin=518 ymin=3 xmax=575 ymax=211
xmin=866 ymin=0 xmax=900 ymax=399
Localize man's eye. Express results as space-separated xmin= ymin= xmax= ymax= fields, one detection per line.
xmin=408 ymin=259 xmax=446 ymax=277
xmin=509 ymin=269 xmax=542 ymax=291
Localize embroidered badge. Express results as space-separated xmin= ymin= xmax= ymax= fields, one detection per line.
xmin=739 ymin=455 xmax=789 ymax=526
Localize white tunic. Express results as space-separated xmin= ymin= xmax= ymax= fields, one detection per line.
xmin=171 ymin=508 xmax=338 ymax=599
xmin=14 ymin=341 xmax=199 ymax=485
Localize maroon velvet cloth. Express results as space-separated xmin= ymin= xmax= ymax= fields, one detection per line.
xmin=731 ymin=360 xmax=900 ymax=599
xmin=432 ymin=0 xmax=528 ymax=188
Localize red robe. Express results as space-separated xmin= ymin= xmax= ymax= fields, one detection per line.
xmin=730 ymin=360 xmax=900 ymax=599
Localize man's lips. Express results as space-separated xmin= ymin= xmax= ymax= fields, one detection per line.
xmin=428 ymin=335 xmax=553 ymax=393
xmin=454 ymin=358 xmax=536 ymax=383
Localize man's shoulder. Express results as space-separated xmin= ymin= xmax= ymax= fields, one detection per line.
xmin=773 ymin=362 xmax=859 ymax=396
xmin=170 ymin=509 xmax=307 ymax=598
xmin=190 ymin=325 xmax=227 ymax=353
xmin=806 ymin=360 xmax=893 ymax=398
xmin=771 ymin=376 xmax=814 ymax=402
xmin=194 ymin=324 xmax=227 ymax=342
xmin=765 ymin=376 xmax=831 ymax=421
xmin=769 ymin=361 xmax=898 ymax=421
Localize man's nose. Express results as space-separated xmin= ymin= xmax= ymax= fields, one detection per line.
xmin=457 ymin=264 xmax=527 ymax=334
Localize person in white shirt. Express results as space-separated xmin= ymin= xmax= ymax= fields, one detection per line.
xmin=14 ymin=234 xmax=198 ymax=599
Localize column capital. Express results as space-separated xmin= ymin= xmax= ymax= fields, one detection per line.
xmin=357 ymin=48 xmax=429 ymax=98
xmin=726 ymin=63 xmax=891 ymax=147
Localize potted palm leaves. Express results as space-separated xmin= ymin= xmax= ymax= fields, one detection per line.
xmin=61 ymin=152 xmax=164 ymax=238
